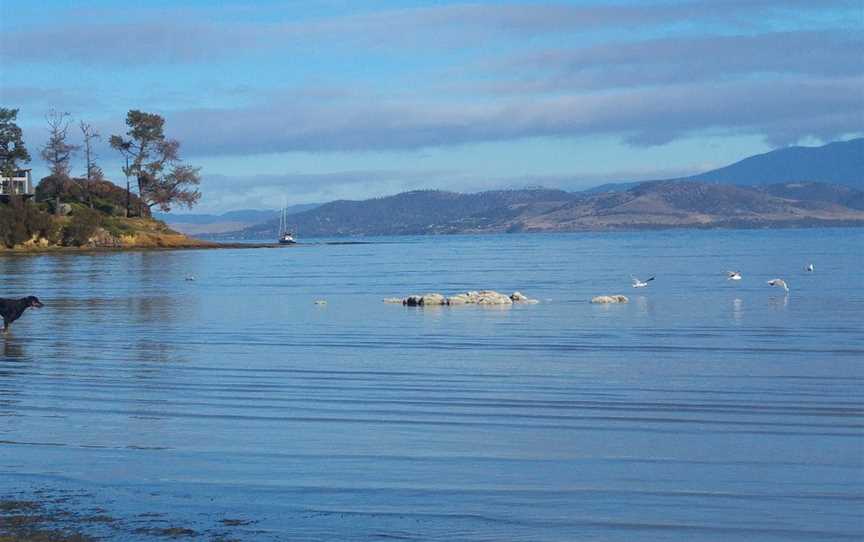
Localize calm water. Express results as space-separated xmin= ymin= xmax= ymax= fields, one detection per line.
xmin=1 ymin=229 xmax=862 ymax=541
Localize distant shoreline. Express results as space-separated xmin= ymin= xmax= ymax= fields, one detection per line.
xmin=202 ymin=220 xmax=864 ymax=242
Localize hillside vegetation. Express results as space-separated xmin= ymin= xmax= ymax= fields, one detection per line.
xmin=0 ymin=177 xmax=210 ymax=250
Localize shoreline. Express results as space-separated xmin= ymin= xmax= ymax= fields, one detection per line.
xmin=0 ymin=241 xmax=294 ymax=255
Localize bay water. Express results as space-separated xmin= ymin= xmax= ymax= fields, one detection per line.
xmin=1 ymin=229 xmax=862 ymax=540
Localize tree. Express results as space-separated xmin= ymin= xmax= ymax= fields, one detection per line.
xmin=78 ymin=121 xmax=103 ymax=209
xmin=110 ymin=110 xmax=201 ymax=215
xmin=148 ymin=163 xmax=201 ymax=211
xmin=0 ymin=108 xmax=30 ymax=180
xmin=40 ymin=109 xmax=79 ymax=178
xmin=109 ymin=136 xmax=134 ymax=217
xmin=79 ymin=121 xmax=103 ymax=182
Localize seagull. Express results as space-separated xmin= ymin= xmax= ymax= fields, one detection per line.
xmin=805 ymin=263 xmax=815 ymax=272
xmin=767 ymin=278 xmax=789 ymax=293
xmin=631 ymin=275 xmax=655 ymax=288
xmin=726 ymin=271 xmax=742 ymax=281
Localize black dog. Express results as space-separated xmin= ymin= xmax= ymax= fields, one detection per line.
xmin=0 ymin=296 xmax=44 ymax=333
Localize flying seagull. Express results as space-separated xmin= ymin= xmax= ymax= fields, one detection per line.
xmin=631 ymin=275 xmax=655 ymax=288
xmin=805 ymin=263 xmax=815 ymax=272
xmin=727 ymin=271 xmax=742 ymax=281
xmin=767 ymin=279 xmax=789 ymax=293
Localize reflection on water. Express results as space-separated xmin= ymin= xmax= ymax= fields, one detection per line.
xmin=732 ymin=298 xmax=743 ymax=322
xmin=0 ymin=229 xmax=863 ymax=542
xmin=0 ymin=339 xmax=25 ymax=360
xmin=768 ymin=293 xmax=790 ymax=309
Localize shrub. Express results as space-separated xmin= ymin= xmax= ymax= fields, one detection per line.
xmin=0 ymin=197 xmax=60 ymax=248
xmin=36 ymin=175 xmax=150 ymax=217
xmin=102 ymin=217 xmax=134 ymax=238
xmin=62 ymin=207 xmax=103 ymax=246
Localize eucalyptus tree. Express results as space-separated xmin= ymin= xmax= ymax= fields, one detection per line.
xmin=110 ymin=110 xmax=200 ymax=215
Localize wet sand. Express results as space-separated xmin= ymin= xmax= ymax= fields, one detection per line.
xmin=1 ymin=491 xmax=256 ymax=541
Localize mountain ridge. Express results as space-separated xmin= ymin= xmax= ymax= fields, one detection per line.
xmin=205 ymin=138 xmax=864 ymax=239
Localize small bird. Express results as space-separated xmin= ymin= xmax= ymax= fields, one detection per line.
xmin=185 ymin=274 xmax=196 ymax=281
xmin=805 ymin=263 xmax=815 ymax=272
xmin=767 ymin=279 xmax=789 ymax=293
xmin=726 ymin=271 xmax=742 ymax=281
xmin=631 ymin=275 xmax=655 ymax=288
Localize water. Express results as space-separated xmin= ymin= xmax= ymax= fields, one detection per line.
xmin=1 ymin=229 xmax=862 ymax=541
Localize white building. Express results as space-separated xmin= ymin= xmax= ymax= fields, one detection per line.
xmin=0 ymin=169 xmax=34 ymax=199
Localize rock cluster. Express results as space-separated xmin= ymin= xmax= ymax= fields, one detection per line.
xmin=385 ymin=290 xmax=539 ymax=306
xmin=591 ymin=295 xmax=629 ymax=304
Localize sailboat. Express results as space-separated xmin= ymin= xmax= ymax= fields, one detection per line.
xmin=277 ymin=204 xmax=296 ymax=244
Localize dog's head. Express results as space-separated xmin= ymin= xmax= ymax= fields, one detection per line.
xmin=26 ymin=296 xmax=44 ymax=309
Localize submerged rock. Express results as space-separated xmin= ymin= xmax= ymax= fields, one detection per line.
xmin=591 ymin=295 xmax=629 ymax=304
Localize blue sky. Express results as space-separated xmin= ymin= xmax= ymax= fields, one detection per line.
xmin=1 ymin=0 xmax=862 ymax=213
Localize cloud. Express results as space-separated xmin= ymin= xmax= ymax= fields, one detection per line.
xmin=1 ymin=1 xmax=857 ymax=65
xmin=0 ymin=86 xmax=99 ymax=109
xmin=0 ymin=21 xmax=264 ymax=65
xmin=162 ymin=75 xmax=863 ymax=157
xmin=502 ymin=30 xmax=864 ymax=92
xmin=194 ymin=169 xmax=470 ymax=212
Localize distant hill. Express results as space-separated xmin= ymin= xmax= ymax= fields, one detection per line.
xmin=220 ymin=189 xmax=578 ymax=239
xmin=519 ymin=181 xmax=864 ymax=231
xmin=154 ymin=209 xmax=276 ymax=225
xmin=686 ymin=138 xmax=863 ymax=189
xmin=205 ymin=138 xmax=864 ymax=238
xmin=156 ymin=204 xmax=319 ymax=235
xmin=211 ymin=182 xmax=864 ymax=238
xmin=586 ymin=138 xmax=864 ymax=193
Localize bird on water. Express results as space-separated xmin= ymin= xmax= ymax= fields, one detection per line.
xmin=767 ymin=279 xmax=789 ymax=293
xmin=631 ymin=275 xmax=655 ymax=288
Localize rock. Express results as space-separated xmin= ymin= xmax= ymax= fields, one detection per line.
xmin=591 ymin=295 xmax=629 ymax=304
xmin=420 ymin=293 xmax=447 ymax=306
xmin=388 ymin=290 xmax=538 ymax=307
xmin=475 ymin=291 xmax=513 ymax=305
xmin=87 ymin=228 xmax=122 ymax=248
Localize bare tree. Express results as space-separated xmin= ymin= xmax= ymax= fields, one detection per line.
xmin=40 ymin=110 xmax=80 ymax=215
xmin=78 ymin=121 xmax=103 ymax=209
xmin=79 ymin=121 xmax=103 ymax=182
xmin=40 ymin=109 xmax=79 ymax=178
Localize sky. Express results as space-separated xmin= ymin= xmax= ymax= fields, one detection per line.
xmin=1 ymin=0 xmax=862 ymax=213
